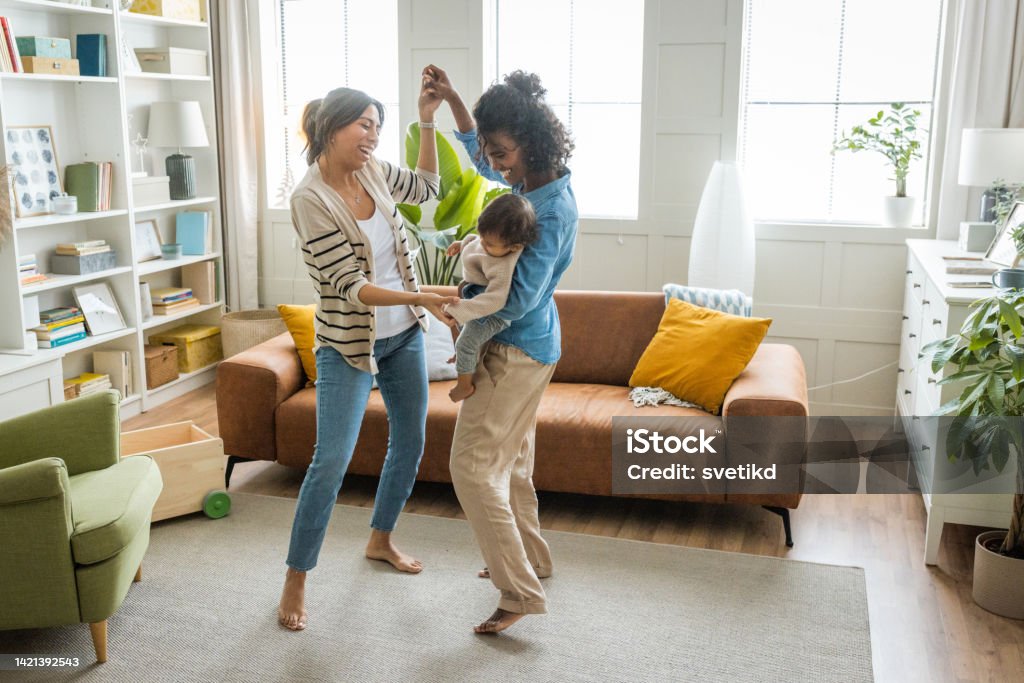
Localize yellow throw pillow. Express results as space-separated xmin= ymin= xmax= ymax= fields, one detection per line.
xmin=277 ymin=304 xmax=317 ymax=383
xmin=629 ymin=298 xmax=771 ymax=414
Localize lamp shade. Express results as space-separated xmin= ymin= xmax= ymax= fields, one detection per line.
xmin=147 ymin=101 xmax=209 ymax=149
xmin=958 ymin=128 xmax=1024 ymax=186
xmin=688 ymin=161 xmax=755 ymax=297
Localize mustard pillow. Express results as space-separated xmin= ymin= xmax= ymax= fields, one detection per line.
xmin=629 ymin=298 xmax=771 ymax=414
xmin=277 ymin=304 xmax=317 ymax=383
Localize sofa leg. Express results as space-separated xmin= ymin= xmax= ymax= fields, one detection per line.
xmin=134 ymin=564 xmax=142 ymax=583
xmin=762 ymin=505 xmax=794 ymax=547
xmin=89 ymin=621 xmax=108 ymax=663
xmin=225 ymin=455 xmax=253 ymax=488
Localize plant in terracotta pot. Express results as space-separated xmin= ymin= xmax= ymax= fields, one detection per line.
xmin=832 ymin=103 xmax=924 ymax=227
xmin=922 ymin=291 xmax=1024 ymax=618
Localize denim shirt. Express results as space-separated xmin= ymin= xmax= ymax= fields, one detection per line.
xmin=453 ymin=128 xmax=578 ymax=365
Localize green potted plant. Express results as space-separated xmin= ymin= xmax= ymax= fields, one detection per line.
xmin=832 ymin=103 xmax=924 ymax=227
xmin=397 ymin=124 xmax=507 ymax=285
xmin=921 ymin=292 xmax=1024 ymax=618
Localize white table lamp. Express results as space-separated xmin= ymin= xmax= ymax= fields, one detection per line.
xmin=147 ymin=101 xmax=210 ymax=200
xmin=957 ymin=128 xmax=1024 ymax=222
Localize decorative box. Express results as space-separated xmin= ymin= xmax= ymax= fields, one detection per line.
xmin=148 ymin=324 xmax=222 ymax=374
xmin=136 ymin=47 xmax=207 ymax=76
xmin=16 ymin=36 xmax=72 ymax=59
xmin=130 ymin=0 xmax=202 ymax=22
xmin=51 ymin=250 xmax=117 ymax=275
xmin=21 ymin=57 xmax=80 ymax=76
xmin=958 ymin=221 xmax=998 ymax=253
xmin=144 ymin=344 xmax=178 ymax=389
xmin=132 ymin=175 xmax=170 ymax=207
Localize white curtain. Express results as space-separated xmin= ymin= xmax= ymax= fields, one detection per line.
xmin=935 ymin=0 xmax=1024 ymax=240
xmin=211 ymin=0 xmax=260 ymax=310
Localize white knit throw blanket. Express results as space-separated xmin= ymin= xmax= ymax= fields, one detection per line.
xmin=628 ymin=386 xmax=703 ymax=410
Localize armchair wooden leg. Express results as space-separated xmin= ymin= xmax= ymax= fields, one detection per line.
xmin=134 ymin=564 xmax=142 ymax=582
xmin=89 ymin=621 xmax=108 ymax=663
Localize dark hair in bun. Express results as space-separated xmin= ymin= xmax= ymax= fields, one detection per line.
xmin=301 ymin=87 xmax=384 ymax=167
xmin=473 ymin=70 xmax=574 ymax=175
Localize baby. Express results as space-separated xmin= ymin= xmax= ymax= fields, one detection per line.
xmin=444 ymin=193 xmax=538 ymax=402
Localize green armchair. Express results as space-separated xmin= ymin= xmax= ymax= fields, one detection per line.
xmin=0 ymin=390 xmax=162 ymax=663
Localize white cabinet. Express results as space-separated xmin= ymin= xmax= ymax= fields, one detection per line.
xmin=898 ymin=240 xmax=1016 ymax=565
xmin=0 ymin=1 xmax=222 ymax=420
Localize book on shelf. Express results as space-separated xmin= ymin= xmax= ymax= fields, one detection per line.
xmin=182 ymin=261 xmax=215 ymax=304
xmin=65 ymin=162 xmax=113 ymax=212
xmin=153 ymin=297 xmax=201 ymax=315
xmin=39 ymin=306 xmax=81 ymax=323
xmin=55 ymin=244 xmax=111 ymax=256
xmin=39 ymin=331 xmax=86 ymax=349
xmin=20 ymin=273 xmax=49 ymax=286
xmin=34 ymin=316 xmax=86 ymax=333
xmin=63 ymin=372 xmax=112 ymax=399
xmin=176 ymin=211 xmax=213 ymax=255
xmin=0 ymin=17 xmax=22 ymax=74
xmin=35 ymin=322 xmax=86 ymax=341
xmin=93 ymin=349 xmax=131 ymax=398
xmin=151 ymin=286 xmax=193 ymax=304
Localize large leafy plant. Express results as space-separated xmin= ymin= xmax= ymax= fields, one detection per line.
xmin=921 ymin=291 xmax=1024 ymax=558
xmin=397 ymin=124 xmax=506 ymax=285
xmin=832 ymin=103 xmax=924 ymax=198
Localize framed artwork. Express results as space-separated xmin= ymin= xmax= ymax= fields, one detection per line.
xmin=119 ymin=34 xmax=141 ymax=73
xmin=73 ymin=282 xmax=127 ymax=336
xmin=135 ymin=219 xmax=163 ymax=262
xmin=986 ymin=201 xmax=1024 ymax=267
xmin=4 ymin=125 xmax=61 ymax=218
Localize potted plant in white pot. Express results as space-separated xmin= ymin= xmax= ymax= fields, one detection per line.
xmin=833 ymin=103 xmax=924 ymax=227
xmin=922 ymin=292 xmax=1024 ymax=619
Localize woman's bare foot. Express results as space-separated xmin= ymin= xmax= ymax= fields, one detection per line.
xmin=365 ymin=529 xmax=423 ymax=573
xmin=474 ymin=608 xmax=526 ymax=634
xmin=277 ymin=568 xmax=308 ymax=631
xmin=449 ymin=380 xmax=475 ymax=402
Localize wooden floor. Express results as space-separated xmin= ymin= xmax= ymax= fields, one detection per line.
xmin=126 ymin=383 xmax=1024 ymax=683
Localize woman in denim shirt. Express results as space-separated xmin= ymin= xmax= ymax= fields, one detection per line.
xmin=424 ymin=65 xmax=579 ymax=633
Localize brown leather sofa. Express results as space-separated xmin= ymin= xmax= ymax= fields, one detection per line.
xmin=216 ymin=288 xmax=809 ymax=545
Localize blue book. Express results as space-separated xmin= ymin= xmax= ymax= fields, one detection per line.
xmin=40 ymin=331 xmax=87 ymax=349
xmin=76 ymin=34 xmax=107 ymax=77
xmin=175 ymin=212 xmax=209 ymax=256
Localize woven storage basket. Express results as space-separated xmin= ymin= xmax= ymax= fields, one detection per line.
xmin=220 ymin=309 xmax=287 ymax=358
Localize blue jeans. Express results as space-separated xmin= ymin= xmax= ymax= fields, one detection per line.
xmin=286 ymin=323 xmax=427 ymax=571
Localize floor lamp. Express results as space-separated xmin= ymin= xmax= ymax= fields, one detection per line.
xmin=687 ymin=161 xmax=756 ymax=298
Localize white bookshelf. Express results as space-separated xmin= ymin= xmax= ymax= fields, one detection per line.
xmin=0 ymin=0 xmax=223 ymax=418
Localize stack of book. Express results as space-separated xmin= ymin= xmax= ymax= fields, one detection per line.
xmin=18 ymin=253 xmax=47 ymax=286
xmin=151 ymin=287 xmax=200 ymax=316
xmin=0 ymin=18 xmax=23 ymax=74
xmin=34 ymin=307 xmax=87 ymax=349
xmin=56 ymin=239 xmax=111 ymax=257
xmin=66 ymin=161 xmax=114 ymax=212
xmin=63 ymin=372 xmax=112 ymax=400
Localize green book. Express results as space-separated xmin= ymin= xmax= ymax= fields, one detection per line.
xmin=65 ymin=162 xmax=99 ymax=212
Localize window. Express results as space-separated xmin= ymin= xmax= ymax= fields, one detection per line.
xmin=739 ymin=0 xmax=943 ymax=224
xmin=488 ymin=0 xmax=645 ymax=219
xmin=265 ymin=0 xmax=399 ymax=208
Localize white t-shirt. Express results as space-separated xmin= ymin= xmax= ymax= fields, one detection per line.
xmin=357 ymin=207 xmax=417 ymax=339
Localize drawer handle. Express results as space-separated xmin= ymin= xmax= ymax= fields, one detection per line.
xmin=906 ymin=270 xmax=913 ymax=275
xmin=932 ymin=319 xmax=942 ymax=325
xmin=927 ymin=378 xmax=936 ymax=384
xmin=912 ymin=415 xmax=920 ymax=420
xmin=902 ymin=315 xmax=909 ymax=321
xmin=913 ymin=283 xmax=922 ymax=288
xmin=904 ymin=389 xmax=912 ymax=395
xmin=922 ymin=445 xmax=931 ymax=451
xmin=909 ymin=333 xmax=917 ymax=338
xmin=898 ymin=367 xmax=905 ymax=373
xmin=922 ymin=299 xmax=930 ymax=305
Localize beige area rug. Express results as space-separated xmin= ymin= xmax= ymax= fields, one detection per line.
xmin=1 ymin=493 xmax=873 ymax=682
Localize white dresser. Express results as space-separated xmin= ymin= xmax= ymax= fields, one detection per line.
xmin=898 ymin=240 xmax=1016 ymax=564
xmin=0 ymin=353 xmax=63 ymax=421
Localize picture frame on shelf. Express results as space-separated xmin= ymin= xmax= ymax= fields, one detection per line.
xmin=4 ymin=125 xmax=61 ymax=218
xmin=73 ymin=282 xmax=127 ymax=336
xmin=135 ymin=219 xmax=163 ymax=262
xmin=119 ymin=33 xmax=142 ymax=74
xmin=986 ymin=200 xmax=1024 ymax=267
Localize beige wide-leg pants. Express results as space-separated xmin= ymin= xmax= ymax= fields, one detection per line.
xmin=450 ymin=342 xmax=556 ymax=615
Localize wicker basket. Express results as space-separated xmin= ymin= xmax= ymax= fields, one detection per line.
xmin=220 ymin=309 xmax=287 ymax=359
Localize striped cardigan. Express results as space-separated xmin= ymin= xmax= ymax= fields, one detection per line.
xmin=290 ymin=158 xmax=440 ymax=373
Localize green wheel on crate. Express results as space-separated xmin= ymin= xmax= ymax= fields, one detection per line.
xmin=203 ymin=491 xmax=231 ymax=519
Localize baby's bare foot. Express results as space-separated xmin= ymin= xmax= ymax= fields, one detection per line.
xmin=277 ymin=568 xmax=307 ymax=631
xmin=365 ymin=532 xmax=423 ymax=573
xmin=449 ymin=383 xmax=476 ymax=402
xmin=474 ymin=608 xmax=526 ymax=634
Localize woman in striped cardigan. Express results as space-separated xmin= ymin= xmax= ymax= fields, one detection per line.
xmin=278 ymin=84 xmax=458 ymax=632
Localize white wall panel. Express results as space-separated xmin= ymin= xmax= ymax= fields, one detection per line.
xmin=657 ymin=44 xmax=725 ymax=118
xmin=575 ymin=234 xmax=648 ymax=292
xmin=831 ymin=341 xmax=900 ymax=409
xmin=838 ymin=243 xmax=905 ymax=310
xmin=652 ymin=134 xmax=719 ymax=206
xmin=754 ymin=240 xmax=825 ymax=306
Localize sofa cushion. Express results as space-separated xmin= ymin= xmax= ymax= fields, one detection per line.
xmin=277 ymin=304 xmax=317 ymax=383
xmin=629 ymin=299 xmax=771 ymax=414
xmin=68 ymin=455 xmax=162 ymax=565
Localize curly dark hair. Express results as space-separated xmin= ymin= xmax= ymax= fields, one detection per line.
xmin=477 ymin=193 xmax=538 ymax=247
xmin=473 ymin=71 xmax=574 ymax=175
